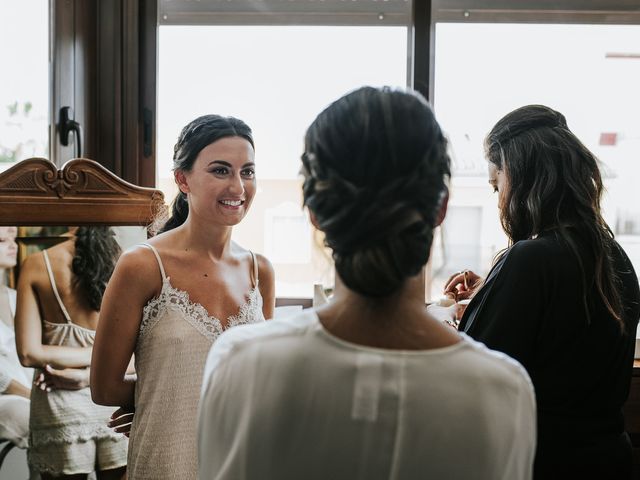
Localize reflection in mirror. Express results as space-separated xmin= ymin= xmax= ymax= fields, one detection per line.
xmin=11 ymin=226 xmax=147 ymax=289
xmin=13 ymin=225 xmax=133 ymax=476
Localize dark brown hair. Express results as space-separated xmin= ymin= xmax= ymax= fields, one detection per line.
xmin=302 ymin=86 xmax=450 ymax=297
xmin=72 ymin=226 xmax=121 ymax=311
xmin=485 ymin=104 xmax=623 ymax=328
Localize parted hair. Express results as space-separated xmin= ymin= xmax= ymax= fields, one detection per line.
xmin=158 ymin=114 xmax=254 ymax=234
xmin=302 ymin=86 xmax=450 ymax=297
xmin=485 ymin=104 xmax=624 ymax=328
xmin=72 ymin=226 xmax=121 ymax=311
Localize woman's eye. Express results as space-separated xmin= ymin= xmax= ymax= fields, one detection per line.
xmin=241 ymin=169 xmax=255 ymax=178
xmin=211 ymin=167 xmax=229 ymax=175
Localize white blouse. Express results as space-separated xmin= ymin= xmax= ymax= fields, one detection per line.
xmin=199 ymin=310 xmax=536 ymax=480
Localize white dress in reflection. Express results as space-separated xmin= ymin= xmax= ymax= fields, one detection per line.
xmin=28 ymin=251 xmax=128 ymax=476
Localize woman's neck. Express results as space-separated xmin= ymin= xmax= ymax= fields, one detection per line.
xmin=316 ymin=274 xmax=460 ymax=350
xmin=175 ymin=216 xmax=234 ymax=260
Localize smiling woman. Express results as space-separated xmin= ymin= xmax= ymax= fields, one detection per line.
xmin=90 ymin=114 xmax=275 ymax=480
xmin=174 ymin=137 xmax=256 ymax=227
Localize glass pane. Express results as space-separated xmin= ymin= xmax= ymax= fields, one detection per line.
xmin=432 ymin=23 xmax=640 ymax=301
xmin=158 ymin=26 xmax=408 ymax=297
xmin=0 ymin=1 xmax=49 ymax=172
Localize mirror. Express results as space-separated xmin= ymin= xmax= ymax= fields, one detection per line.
xmin=0 ymin=158 xmax=165 ymax=479
xmin=0 ymin=157 xmax=165 ymax=287
xmin=7 ymin=226 xmax=148 ymax=289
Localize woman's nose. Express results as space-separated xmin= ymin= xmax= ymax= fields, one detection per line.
xmin=228 ymin=175 xmax=245 ymax=195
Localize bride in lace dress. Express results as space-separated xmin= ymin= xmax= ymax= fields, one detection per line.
xmin=90 ymin=114 xmax=275 ymax=480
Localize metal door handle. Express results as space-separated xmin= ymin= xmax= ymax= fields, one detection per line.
xmin=59 ymin=106 xmax=83 ymax=158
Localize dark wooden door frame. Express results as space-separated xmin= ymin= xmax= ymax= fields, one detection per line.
xmin=51 ymin=0 xmax=156 ymax=187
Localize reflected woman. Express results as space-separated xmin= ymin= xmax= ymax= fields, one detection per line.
xmin=15 ymin=226 xmax=127 ymax=480
xmin=91 ymin=114 xmax=275 ymax=480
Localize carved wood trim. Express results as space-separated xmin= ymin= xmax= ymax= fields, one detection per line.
xmin=0 ymin=158 xmax=166 ymax=226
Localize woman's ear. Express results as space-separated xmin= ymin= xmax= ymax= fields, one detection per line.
xmin=435 ymin=187 xmax=449 ymax=227
xmin=174 ymin=170 xmax=190 ymax=194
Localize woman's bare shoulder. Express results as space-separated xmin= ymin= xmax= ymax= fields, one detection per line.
xmin=254 ymin=253 xmax=274 ymax=279
xmin=116 ymin=244 xmax=159 ymax=271
xmin=134 ymin=230 xmax=183 ymax=258
xmin=20 ymin=250 xmax=45 ymax=274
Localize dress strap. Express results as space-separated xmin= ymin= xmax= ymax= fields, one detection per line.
xmin=42 ymin=250 xmax=72 ymax=324
xmin=249 ymin=251 xmax=259 ymax=288
xmin=141 ymin=243 xmax=167 ymax=282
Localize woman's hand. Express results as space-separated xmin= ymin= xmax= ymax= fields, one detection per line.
xmin=34 ymin=365 xmax=90 ymax=391
xmin=444 ymin=270 xmax=483 ymax=301
xmin=4 ymin=379 xmax=31 ymax=399
xmin=108 ymin=406 xmax=135 ymax=437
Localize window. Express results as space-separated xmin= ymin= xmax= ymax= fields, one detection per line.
xmin=0 ymin=1 xmax=49 ymax=172
xmin=431 ymin=22 xmax=640 ymax=300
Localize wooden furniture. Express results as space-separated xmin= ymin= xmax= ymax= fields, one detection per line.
xmin=0 ymin=157 xmax=165 ymax=226
xmin=0 ymin=157 xmax=165 ymax=473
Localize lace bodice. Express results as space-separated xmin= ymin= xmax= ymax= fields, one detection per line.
xmin=128 ymin=243 xmax=264 ymax=479
xmin=139 ymin=277 xmax=264 ymax=342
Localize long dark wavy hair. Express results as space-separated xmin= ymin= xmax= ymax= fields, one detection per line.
xmin=157 ymin=114 xmax=254 ymax=234
xmin=485 ymin=104 xmax=623 ymax=329
xmin=302 ymin=86 xmax=450 ymax=298
xmin=72 ymin=226 xmax=121 ymax=311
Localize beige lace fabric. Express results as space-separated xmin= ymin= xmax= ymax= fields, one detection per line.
xmin=28 ymin=251 xmax=128 ymax=476
xmin=127 ymin=244 xmax=264 ymax=480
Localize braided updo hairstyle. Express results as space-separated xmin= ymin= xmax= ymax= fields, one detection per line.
xmin=302 ymin=87 xmax=450 ymax=297
xmin=158 ymin=114 xmax=254 ymax=234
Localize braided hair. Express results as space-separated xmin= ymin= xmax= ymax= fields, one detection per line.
xmin=302 ymin=87 xmax=450 ymax=297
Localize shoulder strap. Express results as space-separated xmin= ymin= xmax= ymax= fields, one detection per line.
xmin=141 ymin=243 xmax=167 ymax=282
xmin=249 ymin=251 xmax=259 ymax=288
xmin=42 ymin=250 xmax=72 ymax=324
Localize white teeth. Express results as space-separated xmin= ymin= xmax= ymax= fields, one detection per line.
xmin=221 ymin=200 xmax=242 ymax=206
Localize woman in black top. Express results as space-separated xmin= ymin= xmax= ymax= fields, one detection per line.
xmin=446 ymin=105 xmax=640 ymax=479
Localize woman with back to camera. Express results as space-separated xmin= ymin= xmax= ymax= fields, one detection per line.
xmin=90 ymin=114 xmax=275 ymax=480
xmin=198 ymin=87 xmax=536 ymax=480
xmin=445 ymin=105 xmax=640 ymax=479
xmin=15 ymin=226 xmax=127 ymax=479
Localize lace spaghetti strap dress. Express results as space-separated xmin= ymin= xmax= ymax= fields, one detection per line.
xmin=126 ymin=243 xmax=265 ymax=480
xmin=28 ymin=251 xmax=129 ymax=476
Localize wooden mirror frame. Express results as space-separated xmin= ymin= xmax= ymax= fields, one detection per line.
xmin=0 ymin=158 xmax=165 ymax=226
